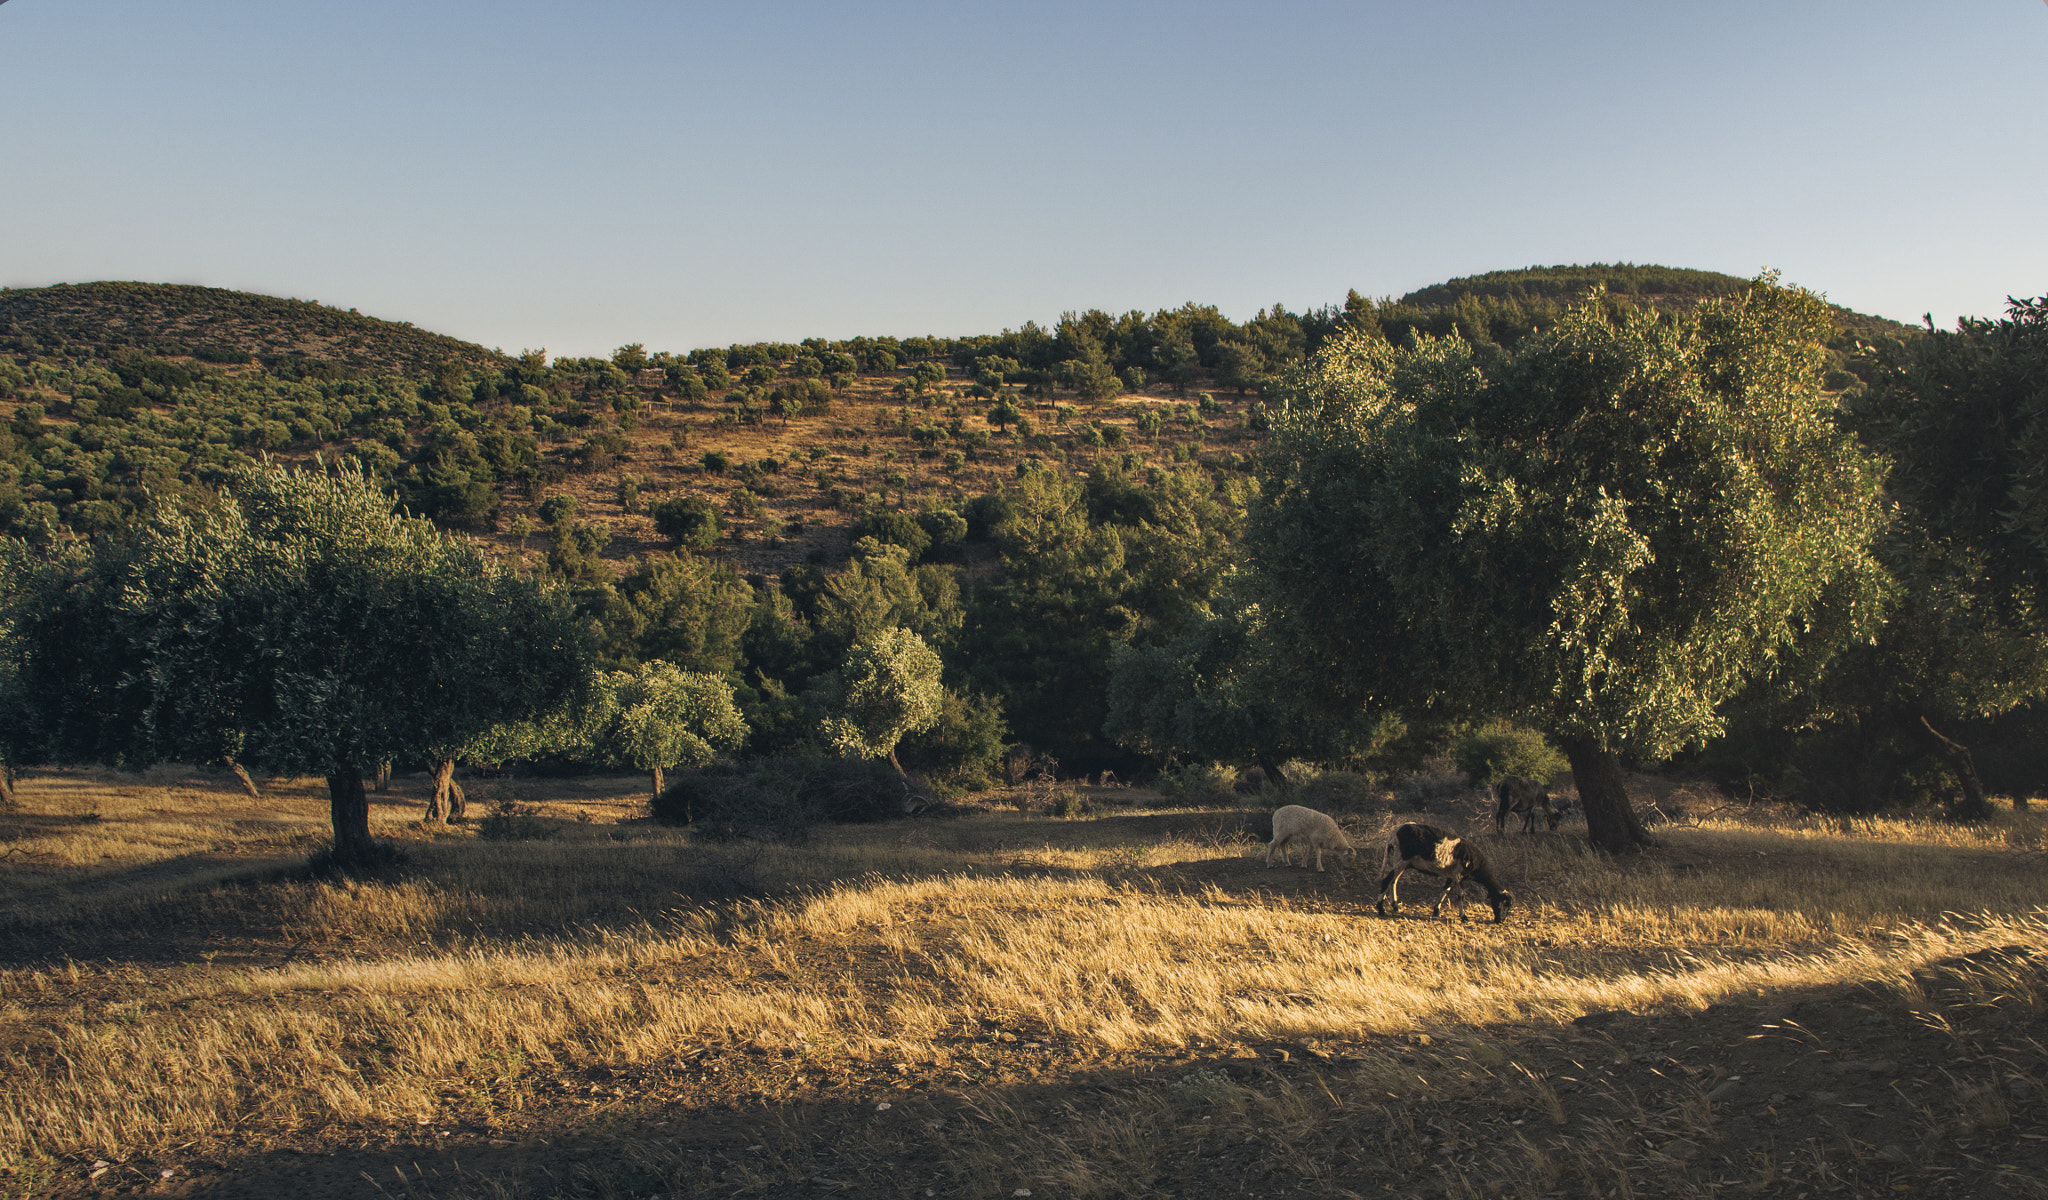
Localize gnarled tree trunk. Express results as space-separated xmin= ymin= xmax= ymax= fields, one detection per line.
xmin=373 ymin=761 xmax=392 ymax=793
xmin=326 ymin=769 xmax=374 ymax=860
xmin=427 ymin=758 xmax=457 ymax=823
xmin=1918 ymin=714 xmax=1991 ymax=821
xmin=1255 ymin=750 xmax=1286 ymax=789
xmin=225 ymin=758 xmax=261 ymax=799
xmin=1557 ymin=733 xmax=1652 ymax=853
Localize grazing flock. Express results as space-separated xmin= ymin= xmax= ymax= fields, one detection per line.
xmin=1261 ymin=776 xmax=1570 ymax=925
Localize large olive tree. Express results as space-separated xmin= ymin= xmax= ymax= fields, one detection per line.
xmin=0 ymin=462 xmax=593 ymax=860
xmin=1247 ymin=278 xmax=1886 ymax=850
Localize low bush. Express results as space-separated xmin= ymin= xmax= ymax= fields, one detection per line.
xmin=1453 ymin=722 xmax=1567 ymax=786
xmin=1291 ymin=769 xmax=1376 ymax=812
xmin=1395 ymin=758 xmax=1468 ymax=812
xmin=897 ymin=687 xmax=1009 ymax=797
xmin=477 ymin=798 xmax=558 ymax=841
xmin=650 ymin=754 xmax=908 ymax=841
xmin=1155 ymin=762 xmax=1237 ymax=806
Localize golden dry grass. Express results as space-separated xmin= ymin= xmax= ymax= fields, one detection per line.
xmin=1 ymin=767 xmax=2044 ymax=1193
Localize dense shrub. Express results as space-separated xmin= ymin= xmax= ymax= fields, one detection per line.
xmin=1395 ymin=759 xmax=1468 ymax=812
xmin=849 ymin=509 xmax=931 ymax=559
xmin=1291 ymin=768 xmax=1376 ymax=812
xmin=897 ymin=687 xmax=1009 ymax=796
xmin=649 ymin=754 xmax=909 ymax=841
xmin=1155 ymin=762 xmax=1237 ymax=805
xmin=1452 ymin=723 xmax=1568 ymax=786
xmin=536 ymin=493 xmax=577 ymax=524
xmin=651 ymin=495 xmax=722 ymax=550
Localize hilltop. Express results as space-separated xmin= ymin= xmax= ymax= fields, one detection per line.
xmin=0 ymin=281 xmax=503 ymax=377
xmin=0 ymin=265 xmax=1919 ymax=583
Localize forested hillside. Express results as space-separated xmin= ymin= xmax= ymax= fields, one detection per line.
xmin=0 ymin=267 xmax=1976 ymax=801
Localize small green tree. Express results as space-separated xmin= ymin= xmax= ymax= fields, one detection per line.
xmin=651 ymin=495 xmax=722 ymax=550
xmin=817 ymin=627 xmax=944 ymax=777
xmin=584 ymin=661 xmax=747 ymax=796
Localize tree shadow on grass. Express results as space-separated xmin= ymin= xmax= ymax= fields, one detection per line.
xmin=133 ymin=943 xmax=2048 ymax=1200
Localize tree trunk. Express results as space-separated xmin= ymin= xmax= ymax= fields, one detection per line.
xmin=373 ymin=761 xmax=392 ymax=793
xmin=0 ymin=764 xmax=14 ymax=809
xmin=652 ymin=764 xmax=664 ymax=799
xmin=1557 ymin=733 xmax=1652 ymax=853
xmin=887 ymin=746 xmax=907 ymax=778
xmin=427 ymin=758 xmax=456 ymax=824
xmin=448 ymin=778 xmax=467 ymax=821
xmin=1255 ymin=750 xmax=1286 ymax=789
xmin=325 ymin=769 xmax=374 ymax=859
xmin=225 ymin=758 xmax=261 ymax=799
xmin=1918 ymin=714 xmax=1991 ymax=821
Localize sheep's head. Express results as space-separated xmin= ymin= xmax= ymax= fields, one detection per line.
xmin=1544 ymin=802 xmax=1563 ymax=831
xmin=1490 ymin=891 xmax=1514 ymax=923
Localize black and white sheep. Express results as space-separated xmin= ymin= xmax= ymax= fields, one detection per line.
xmin=1266 ymin=805 xmax=1357 ymax=872
xmin=1375 ymin=823 xmax=1513 ymax=923
xmin=1493 ymin=775 xmax=1564 ymax=833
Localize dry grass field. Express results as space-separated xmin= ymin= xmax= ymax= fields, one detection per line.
xmin=1 ymin=768 xmax=2044 ymax=1199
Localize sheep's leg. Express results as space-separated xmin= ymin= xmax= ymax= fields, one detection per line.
xmin=1377 ymin=867 xmax=1403 ymax=915
xmin=1433 ymin=876 xmax=1456 ymax=918
xmin=1314 ymin=845 xmax=1324 ymax=872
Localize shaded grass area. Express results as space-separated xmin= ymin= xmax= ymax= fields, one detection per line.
xmin=0 ymin=767 xmax=2044 ymax=1197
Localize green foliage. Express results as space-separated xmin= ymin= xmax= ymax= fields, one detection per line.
xmin=1398 ymin=264 xmax=1751 ymax=309
xmin=1749 ymin=293 xmax=2048 ymax=817
xmin=536 ymin=492 xmax=577 ymax=525
xmin=897 ymin=686 xmax=1011 ymax=795
xmin=849 ymin=509 xmax=932 ymax=560
xmin=598 ymin=553 xmax=756 ymax=672
xmin=1452 ymin=723 xmax=1568 ymax=787
xmin=0 ymin=282 xmax=502 ymax=376
xmin=650 ymin=495 xmax=722 ymax=550
xmin=545 ymin=519 xmax=614 ymax=588
xmin=1104 ymin=590 xmax=1378 ymax=779
xmin=581 ymin=660 xmax=746 ymax=786
xmin=0 ymin=462 xmax=591 ymax=850
xmin=815 ymin=627 xmax=944 ymax=772
xmin=649 ymin=753 xmax=906 ymax=838
xmin=1249 ymin=277 xmax=1888 ymax=848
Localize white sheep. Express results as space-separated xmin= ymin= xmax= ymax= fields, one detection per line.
xmin=1265 ymin=805 xmax=1357 ymax=872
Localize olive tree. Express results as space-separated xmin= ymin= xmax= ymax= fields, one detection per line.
xmin=582 ymin=660 xmax=747 ymax=796
xmin=1247 ymin=278 xmax=1886 ymax=850
xmin=0 ymin=463 xmax=593 ymax=860
xmin=816 ymin=627 xmax=943 ymax=777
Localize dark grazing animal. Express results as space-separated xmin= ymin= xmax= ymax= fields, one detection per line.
xmin=1375 ymin=823 xmax=1513 ymax=923
xmin=1494 ymin=775 xmax=1563 ymax=833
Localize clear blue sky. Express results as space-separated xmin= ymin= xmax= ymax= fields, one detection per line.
xmin=3 ymin=1 xmax=2043 ymax=357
